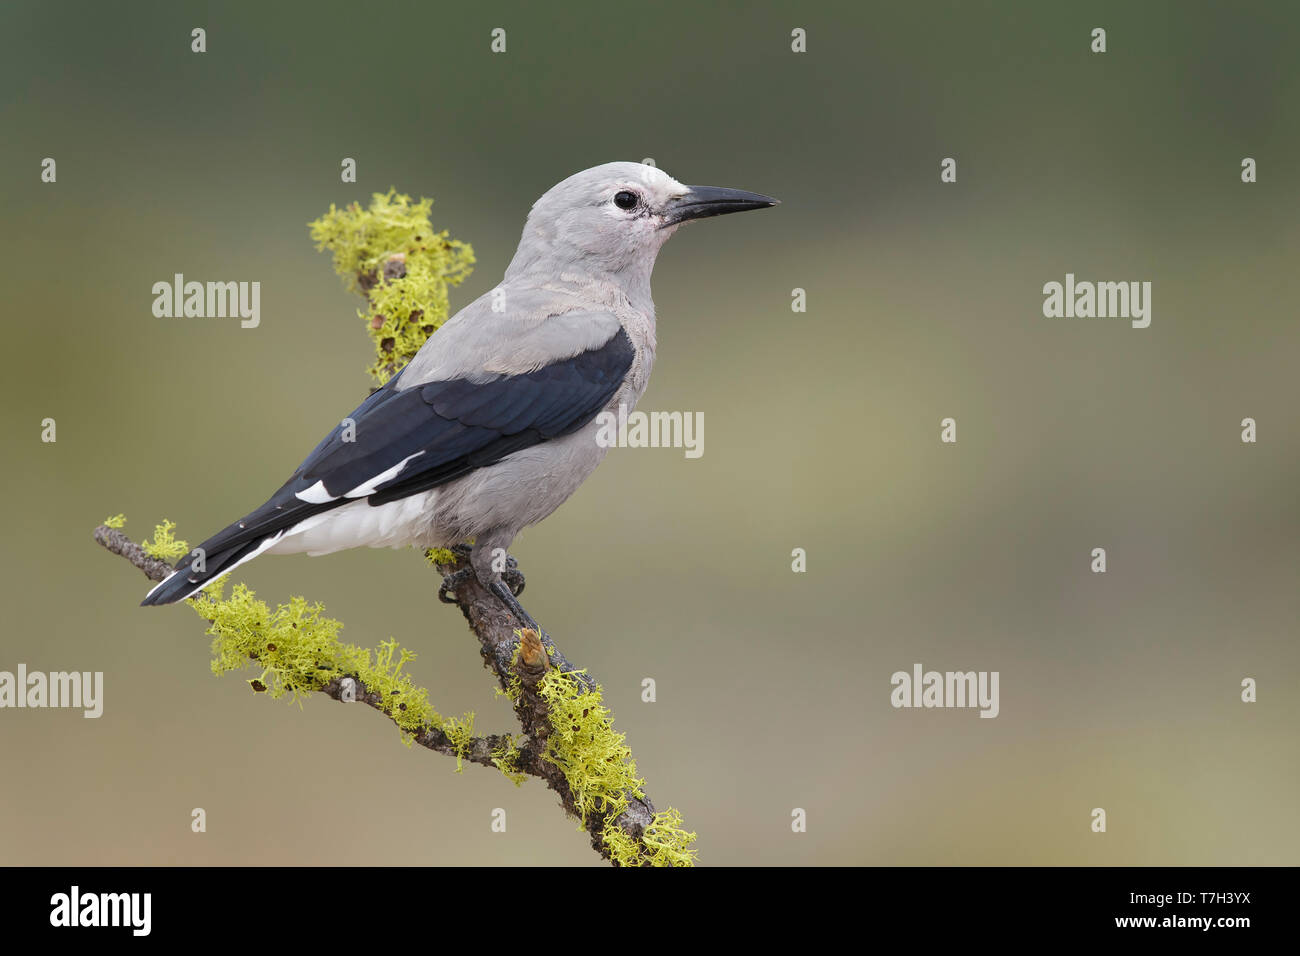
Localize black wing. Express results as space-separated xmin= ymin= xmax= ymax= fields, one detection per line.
xmin=184 ymin=326 xmax=633 ymax=560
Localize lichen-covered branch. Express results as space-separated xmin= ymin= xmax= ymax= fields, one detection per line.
xmin=428 ymin=552 xmax=692 ymax=864
xmin=93 ymin=522 xmax=179 ymax=583
xmin=94 ymin=521 xmax=694 ymax=864
xmin=94 ymin=522 xmax=504 ymax=769
xmin=309 ymin=188 xmax=474 ymax=386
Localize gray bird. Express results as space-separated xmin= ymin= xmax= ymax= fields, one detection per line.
xmin=142 ymin=162 xmax=777 ymax=629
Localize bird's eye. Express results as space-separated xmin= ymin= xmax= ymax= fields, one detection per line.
xmin=613 ymin=190 xmax=639 ymax=210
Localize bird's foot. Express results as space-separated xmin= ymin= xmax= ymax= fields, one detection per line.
xmin=440 ymin=547 xmax=523 ymax=602
xmin=437 ymin=566 xmax=474 ymax=604
xmin=501 ymin=554 xmax=525 ymax=597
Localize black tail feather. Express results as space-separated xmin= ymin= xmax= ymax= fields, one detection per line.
xmin=140 ymin=535 xmax=272 ymax=606
xmin=139 ymin=490 xmax=345 ymax=607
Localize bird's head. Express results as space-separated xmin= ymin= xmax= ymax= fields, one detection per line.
xmin=505 ymin=161 xmax=777 ymax=288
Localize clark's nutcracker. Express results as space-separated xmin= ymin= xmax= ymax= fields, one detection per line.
xmin=142 ymin=162 xmax=777 ymax=628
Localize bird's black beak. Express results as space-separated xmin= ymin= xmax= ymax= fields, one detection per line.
xmin=663 ymin=185 xmax=779 ymax=225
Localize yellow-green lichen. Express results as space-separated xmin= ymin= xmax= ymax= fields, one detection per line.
xmin=140 ymin=519 xmax=189 ymax=561
xmin=537 ymin=667 xmax=644 ymax=821
xmin=195 ymin=577 xmax=471 ymax=749
xmin=638 ymin=808 xmax=699 ymax=867
xmin=424 ymin=547 xmax=459 ymax=566
xmin=103 ymin=513 xmax=127 ymax=529
xmin=308 ymin=188 xmax=475 ymax=386
xmin=525 ymin=665 xmax=697 ymax=865
xmin=490 ymin=734 xmax=527 ymax=786
xmin=494 ymin=646 xmax=526 ymax=706
xmin=443 ymin=712 xmax=477 ymax=773
xmin=602 ymin=808 xmax=699 ymax=868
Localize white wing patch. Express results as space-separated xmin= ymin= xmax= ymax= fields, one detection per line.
xmin=344 ymin=451 xmax=426 ymax=498
xmin=292 ymin=450 xmax=427 ymax=504
xmin=295 ymin=480 xmax=335 ymax=504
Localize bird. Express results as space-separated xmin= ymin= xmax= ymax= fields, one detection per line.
xmin=142 ymin=162 xmax=778 ymax=630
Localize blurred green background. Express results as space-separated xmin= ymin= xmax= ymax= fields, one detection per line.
xmin=1 ymin=0 xmax=1296 ymax=865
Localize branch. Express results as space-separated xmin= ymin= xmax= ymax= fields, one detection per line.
xmin=427 ymin=551 xmax=662 ymax=859
xmin=93 ymin=524 xmax=506 ymax=769
xmin=93 ymin=525 xmax=679 ymax=865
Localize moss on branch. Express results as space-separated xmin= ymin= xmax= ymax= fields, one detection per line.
xmin=198 ymin=576 xmax=474 ymax=746
xmin=308 ymin=188 xmax=475 ymax=385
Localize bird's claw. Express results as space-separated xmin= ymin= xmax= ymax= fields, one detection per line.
xmin=438 ymin=566 xmax=474 ymax=604
xmin=502 ymin=563 xmax=525 ymax=597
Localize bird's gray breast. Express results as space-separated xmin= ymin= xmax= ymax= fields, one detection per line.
xmin=431 ymin=302 xmax=656 ymax=541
